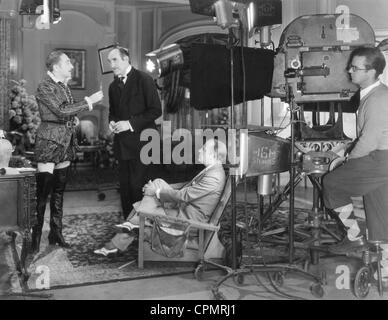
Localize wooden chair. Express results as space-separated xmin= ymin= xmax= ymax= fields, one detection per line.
xmin=137 ymin=174 xmax=232 ymax=277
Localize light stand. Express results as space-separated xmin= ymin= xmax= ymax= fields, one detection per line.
xmin=211 ymin=79 xmax=326 ymax=300
xmin=229 ymin=27 xmax=238 ymax=271
xmin=287 ymin=84 xmax=296 ymax=263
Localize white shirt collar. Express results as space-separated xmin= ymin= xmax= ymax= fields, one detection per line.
xmin=47 ymin=71 xmax=70 ymax=85
xmin=120 ymin=65 xmax=132 ymax=83
xmin=360 ymin=80 xmax=380 ymax=100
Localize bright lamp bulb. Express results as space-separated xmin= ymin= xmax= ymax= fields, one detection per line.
xmin=145 ymin=44 xmax=184 ymax=79
xmin=146 ymin=59 xmax=156 ymax=73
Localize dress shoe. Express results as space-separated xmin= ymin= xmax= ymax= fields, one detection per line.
xmin=94 ymin=247 xmax=118 ymax=256
xmin=329 ymin=236 xmax=367 ymax=255
xmin=114 ymin=221 xmax=139 ymax=233
xmin=48 ymin=233 xmax=71 ymax=248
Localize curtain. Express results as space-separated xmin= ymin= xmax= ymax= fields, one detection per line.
xmin=0 ymin=18 xmax=11 ymax=130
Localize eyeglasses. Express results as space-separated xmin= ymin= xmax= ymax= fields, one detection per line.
xmin=349 ymin=64 xmax=371 ymax=72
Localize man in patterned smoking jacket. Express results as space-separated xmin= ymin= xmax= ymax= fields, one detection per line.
xmin=32 ymin=50 xmax=103 ymax=253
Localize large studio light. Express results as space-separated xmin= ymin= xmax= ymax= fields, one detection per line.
xmin=145 ymin=43 xmax=184 ymax=79
xmin=189 ymin=0 xmax=239 ymax=29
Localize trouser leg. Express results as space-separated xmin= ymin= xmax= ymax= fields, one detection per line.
xmin=323 ymin=153 xmax=388 ymax=240
xmin=380 ymin=245 xmax=388 ymax=279
xmin=118 ymin=159 xmax=132 ymax=220
xmin=118 ymin=158 xmax=150 ymax=220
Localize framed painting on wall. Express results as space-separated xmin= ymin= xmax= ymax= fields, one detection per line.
xmin=98 ymin=44 xmax=115 ymax=74
xmin=57 ymin=48 xmax=86 ymax=89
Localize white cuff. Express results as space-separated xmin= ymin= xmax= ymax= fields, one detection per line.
xmin=84 ymin=97 xmax=93 ymax=111
xmin=156 ymin=188 xmax=161 ymax=199
xmin=128 ymin=120 xmax=134 ymax=132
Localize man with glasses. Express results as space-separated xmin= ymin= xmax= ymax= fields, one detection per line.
xmin=323 ymin=47 xmax=388 ymax=262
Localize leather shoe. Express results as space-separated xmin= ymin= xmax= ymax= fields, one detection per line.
xmin=329 ymin=236 xmax=367 ymax=255
xmin=93 ymin=247 xmax=118 ymax=256
xmin=114 ymin=221 xmax=139 ymax=233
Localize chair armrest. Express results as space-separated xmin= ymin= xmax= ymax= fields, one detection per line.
xmin=139 ymin=211 xmax=220 ymax=232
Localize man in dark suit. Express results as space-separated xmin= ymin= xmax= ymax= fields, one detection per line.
xmin=107 ymin=46 xmax=162 ymax=219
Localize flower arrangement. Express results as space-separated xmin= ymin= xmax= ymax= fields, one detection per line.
xmin=8 ymin=79 xmax=41 ymax=152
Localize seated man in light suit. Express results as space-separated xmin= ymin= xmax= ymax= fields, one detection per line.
xmin=94 ymin=138 xmax=227 ymax=256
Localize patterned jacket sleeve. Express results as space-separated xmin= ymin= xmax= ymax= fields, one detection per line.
xmin=36 ymin=82 xmax=89 ymax=119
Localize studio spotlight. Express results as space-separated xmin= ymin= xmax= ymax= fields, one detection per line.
xmin=378 ymin=38 xmax=388 ymax=52
xmin=213 ymin=0 xmax=239 ymax=29
xmin=145 ymin=44 xmax=184 ymax=79
xmin=188 ymin=0 xmax=216 ymax=17
xmin=189 ymin=0 xmax=239 ymax=29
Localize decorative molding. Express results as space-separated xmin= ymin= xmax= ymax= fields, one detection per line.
xmin=140 ymin=0 xmax=188 ymax=4
xmin=316 ymin=0 xmax=336 ymax=14
xmin=155 ymin=5 xmax=192 ymax=42
xmin=375 ymin=29 xmax=388 ymax=41
xmin=62 ymin=0 xmax=115 ymax=33
xmin=115 ymin=6 xmax=137 ymax=67
xmin=137 ymin=8 xmax=156 ymax=69
xmin=158 ymin=20 xmax=226 ymax=47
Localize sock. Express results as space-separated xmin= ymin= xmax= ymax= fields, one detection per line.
xmin=335 ymin=203 xmax=362 ymax=241
xmin=374 ymin=244 xmax=388 ymax=280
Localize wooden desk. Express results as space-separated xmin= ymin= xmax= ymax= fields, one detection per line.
xmin=0 ymin=171 xmax=36 ymax=282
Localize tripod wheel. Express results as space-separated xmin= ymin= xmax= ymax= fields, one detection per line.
xmin=212 ymin=289 xmax=226 ymax=300
xmin=194 ymin=265 xmax=205 ymax=281
xmin=272 ymin=272 xmax=285 ymax=287
xmin=354 ymin=266 xmax=371 ymax=299
xmin=310 ymin=283 xmax=324 ymax=298
xmin=304 ymin=260 xmax=310 ymax=272
xmin=233 ymin=273 xmax=245 ymax=286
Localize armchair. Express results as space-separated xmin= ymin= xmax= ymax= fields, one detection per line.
xmin=137 ymin=174 xmax=232 ymax=275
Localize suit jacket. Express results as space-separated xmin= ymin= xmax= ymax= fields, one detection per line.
xmin=159 ymin=164 xmax=226 ymax=223
xmin=35 ymin=76 xmax=89 ymax=148
xmin=108 ymin=68 xmax=162 ymax=160
xmin=349 ymin=83 xmax=388 ymax=159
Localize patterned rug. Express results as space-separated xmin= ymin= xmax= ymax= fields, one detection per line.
xmin=24 ymin=211 xmax=194 ymax=291
xmin=21 ymin=202 xmax=341 ymax=291
xmin=63 ymin=212 xmax=136 ymax=268
xmin=66 ymin=167 xmax=119 ymax=191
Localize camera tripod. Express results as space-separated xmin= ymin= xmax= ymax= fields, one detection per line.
xmin=211 ymin=86 xmax=332 ymax=300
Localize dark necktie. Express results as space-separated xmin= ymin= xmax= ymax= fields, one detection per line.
xmin=116 ymin=77 xmax=124 ymax=93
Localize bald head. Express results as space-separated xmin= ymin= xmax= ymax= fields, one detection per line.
xmin=198 ymin=139 xmax=227 ymax=166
